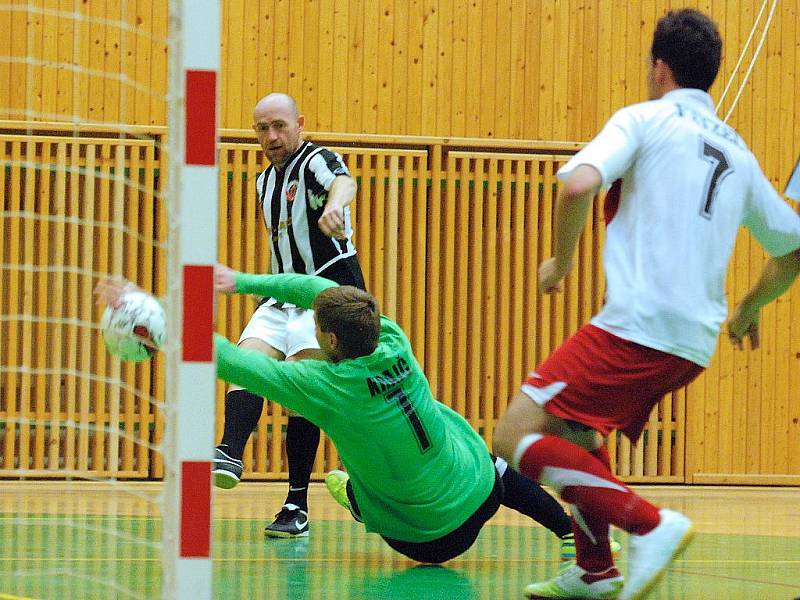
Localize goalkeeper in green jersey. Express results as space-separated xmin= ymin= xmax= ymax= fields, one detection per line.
xmin=96 ymin=268 xmax=601 ymax=562
xmin=212 ymin=266 xmax=585 ymax=563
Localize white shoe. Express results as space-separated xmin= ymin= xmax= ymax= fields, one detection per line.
xmin=524 ymin=564 xmax=623 ymax=599
xmin=619 ymin=509 xmax=694 ymax=600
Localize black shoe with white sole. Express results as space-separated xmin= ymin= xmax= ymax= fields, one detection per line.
xmin=264 ymin=503 xmax=310 ymax=538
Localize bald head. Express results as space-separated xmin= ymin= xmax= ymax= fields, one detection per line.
xmin=254 ymin=93 xmax=299 ymax=120
xmin=252 ymin=93 xmax=304 ymax=169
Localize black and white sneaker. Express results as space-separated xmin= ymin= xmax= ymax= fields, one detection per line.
xmin=212 ymin=446 xmax=244 ymax=489
xmin=264 ymin=503 xmax=310 ymax=538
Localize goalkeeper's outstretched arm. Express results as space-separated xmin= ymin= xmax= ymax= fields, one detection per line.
xmin=95 ymin=264 xmax=337 ymax=311
xmin=214 ymin=264 xmax=338 ymax=309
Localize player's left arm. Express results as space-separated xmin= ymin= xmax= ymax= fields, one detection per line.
xmin=728 ymin=170 xmax=800 ymax=349
xmin=727 ymin=247 xmax=800 ymax=350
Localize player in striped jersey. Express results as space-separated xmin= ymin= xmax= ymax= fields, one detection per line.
xmin=213 ymin=93 xmax=368 ymax=539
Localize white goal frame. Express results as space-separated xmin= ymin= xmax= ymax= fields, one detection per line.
xmin=162 ymin=1 xmax=220 ymax=599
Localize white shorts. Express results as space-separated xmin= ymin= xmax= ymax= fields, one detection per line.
xmin=237 ymin=302 xmax=320 ymax=358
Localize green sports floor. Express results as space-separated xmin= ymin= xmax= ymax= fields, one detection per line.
xmin=1 ymin=483 xmax=798 ymax=599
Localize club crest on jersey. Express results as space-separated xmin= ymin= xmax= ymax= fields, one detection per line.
xmin=286 ymin=180 xmax=299 ymax=203
xmin=308 ymin=191 xmax=327 ymax=210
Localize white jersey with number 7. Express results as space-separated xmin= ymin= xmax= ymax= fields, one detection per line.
xmin=558 ymin=88 xmax=800 ymax=367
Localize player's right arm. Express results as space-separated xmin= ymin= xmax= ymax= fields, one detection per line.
xmin=318 ymin=175 xmax=356 ymax=239
xmin=541 ymin=107 xmax=640 ymax=294
xmin=214 ymin=264 xmax=337 ymax=309
xmin=539 ymin=165 xmax=602 ymax=293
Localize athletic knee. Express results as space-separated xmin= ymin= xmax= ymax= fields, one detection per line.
xmin=493 ymin=415 xmax=524 ymax=466
xmin=494 ymin=391 xmax=552 ymax=466
xmin=238 ymin=336 xmax=284 ymax=359
xmin=493 ymin=410 xmax=536 ymax=469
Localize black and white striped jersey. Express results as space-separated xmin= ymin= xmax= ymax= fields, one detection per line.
xmin=256 ymin=140 xmax=358 ymax=278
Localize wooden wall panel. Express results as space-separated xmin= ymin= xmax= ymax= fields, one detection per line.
xmin=1 ymin=1 xmax=168 ymax=125
xmin=3 ymin=2 xmax=798 ymax=216
xmin=3 ymin=2 xmax=798 ymax=149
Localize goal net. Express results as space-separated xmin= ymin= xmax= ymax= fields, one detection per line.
xmin=0 ymin=2 xmax=218 ymax=598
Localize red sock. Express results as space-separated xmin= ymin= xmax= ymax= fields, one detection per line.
xmin=571 ymin=446 xmax=613 ymax=572
xmin=517 ymin=435 xmax=659 ymax=535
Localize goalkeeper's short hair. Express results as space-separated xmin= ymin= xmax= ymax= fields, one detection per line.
xmin=314 ymin=286 xmax=381 ymax=358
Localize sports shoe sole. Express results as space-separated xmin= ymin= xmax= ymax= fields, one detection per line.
xmin=213 ymin=469 xmax=240 ymax=490
xmin=527 ymin=588 xmax=621 ymax=600
xmin=625 ymin=525 xmax=695 ymax=600
xmin=525 ymin=568 xmax=624 ymax=599
xmin=264 ymin=528 xmax=309 ymax=539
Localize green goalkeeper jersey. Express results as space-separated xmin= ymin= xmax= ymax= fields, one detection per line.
xmin=214 ymin=273 xmax=495 ymax=543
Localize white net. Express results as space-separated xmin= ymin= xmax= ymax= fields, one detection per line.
xmin=0 ymin=2 xmax=183 ymax=597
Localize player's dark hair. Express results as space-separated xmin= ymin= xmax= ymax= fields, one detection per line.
xmin=314 ymin=286 xmax=380 ymax=359
xmin=651 ymin=9 xmax=722 ymax=91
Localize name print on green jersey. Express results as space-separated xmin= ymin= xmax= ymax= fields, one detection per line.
xmin=365 ymin=356 xmax=411 ymax=396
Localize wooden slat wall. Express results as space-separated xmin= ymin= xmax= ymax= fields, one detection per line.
xmin=214 ymin=135 xmax=800 ymax=485
xmin=4 ymin=3 xmax=798 ymax=155
xmin=9 ymin=128 xmax=792 ymax=484
xmin=0 ymin=132 xmax=165 ymax=478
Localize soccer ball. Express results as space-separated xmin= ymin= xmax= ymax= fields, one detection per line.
xmin=101 ymin=290 xmax=166 ymax=362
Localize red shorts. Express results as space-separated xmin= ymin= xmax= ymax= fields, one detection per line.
xmin=521 ymin=324 xmax=704 ymax=442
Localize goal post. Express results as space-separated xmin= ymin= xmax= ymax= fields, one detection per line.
xmin=162 ymin=1 xmax=220 ymax=598
xmin=0 ymin=1 xmax=221 ymax=597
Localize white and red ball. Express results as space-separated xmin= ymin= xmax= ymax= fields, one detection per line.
xmin=101 ymin=290 xmax=166 ymax=362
